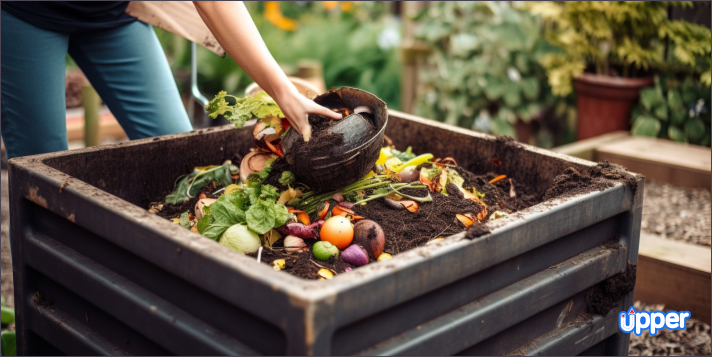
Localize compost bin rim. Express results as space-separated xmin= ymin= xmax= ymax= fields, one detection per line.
xmin=7 ymin=111 xmax=643 ymax=304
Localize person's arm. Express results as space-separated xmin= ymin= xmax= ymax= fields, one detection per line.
xmin=193 ymin=1 xmax=341 ymax=141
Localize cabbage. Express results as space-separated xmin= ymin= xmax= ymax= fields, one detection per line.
xmin=220 ymin=224 xmax=261 ymax=254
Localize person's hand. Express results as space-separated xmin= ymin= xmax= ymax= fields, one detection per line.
xmin=273 ymin=85 xmax=342 ymax=142
xmin=194 ymin=2 xmax=341 ymax=141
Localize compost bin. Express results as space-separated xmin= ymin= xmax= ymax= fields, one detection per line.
xmin=8 ymin=110 xmax=643 ymax=355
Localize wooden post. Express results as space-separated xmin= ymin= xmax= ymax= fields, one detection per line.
xmin=297 ymin=59 xmax=327 ymax=94
xmin=400 ymin=1 xmax=430 ymax=114
xmin=82 ymin=85 xmax=101 ymax=147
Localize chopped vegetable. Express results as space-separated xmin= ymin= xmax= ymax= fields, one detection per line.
xmin=401 ymin=200 xmax=420 ymax=212
xmin=165 ymin=164 xmax=232 ymax=205
xmin=489 ymin=174 xmax=507 ymax=184
xmin=395 ymin=153 xmax=434 ymax=173
xmin=277 ymin=220 xmax=324 ymax=239
xmin=179 ymin=211 xmax=191 ymax=229
xmin=195 ymin=198 xmax=217 ymax=220
xmin=391 ymin=146 xmax=416 ymax=162
xmin=377 ymin=253 xmax=392 ymax=261
xmin=287 ymin=207 xmax=311 ymax=225
xmin=341 ymin=244 xmax=369 ymax=266
xmin=490 ymin=211 xmax=509 ymax=220
xmin=284 ymin=235 xmax=307 ymax=253
xmin=279 ymin=171 xmax=296 ymax=187
xmin=273 ymin=259 xmax=286 ymax=271
xmin=318 ymin=201 xmax=331 ymax=220
xmin=220 ymin=224 xmax=261 ymax=254
xmin=199 ymin=181 xmax=289 ymax=240
xmin=313 ymin=241 xmax=340 ymax=261
xmin=206 ymin=91 xmax=284 ymax=129
xmin=456 ymin=213 xmax=476 ymax=227
xmin=318 ymin=268 xmax=334 ymax=280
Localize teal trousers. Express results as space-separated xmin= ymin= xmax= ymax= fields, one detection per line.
xmin=1 ymin=9 xmax=193 ymax=160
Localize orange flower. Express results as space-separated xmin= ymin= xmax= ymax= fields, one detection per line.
xmin=322 ymin=1 xmax=338 ymax=10
xmin=264 ymin=1 xmax=298 ymax=31
xmin=340 ymin=1 xmax=353 ymax=12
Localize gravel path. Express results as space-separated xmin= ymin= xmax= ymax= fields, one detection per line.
xmin=629 ymin=301 xmax=711 ymax=356
xmin=641 ymin=181 xmax=711 ymax=246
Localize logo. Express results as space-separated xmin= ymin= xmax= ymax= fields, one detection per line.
xmin=619 ymin=306 xmax=691 ymax=336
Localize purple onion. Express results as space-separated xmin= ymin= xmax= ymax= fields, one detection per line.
xmin=341 ymin=244 xmax=369 ymax=267
xmin=338 ymin=201 xmax=355 ymax=210
xmin=332 ymin=193 xmax=345 ymax=203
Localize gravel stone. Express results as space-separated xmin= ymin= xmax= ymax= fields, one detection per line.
xmin=642 ymin=181 xmax=711 ymax=246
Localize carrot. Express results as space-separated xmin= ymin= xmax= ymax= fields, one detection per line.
xmin=489 ymin=174 xmax=507 ymax=184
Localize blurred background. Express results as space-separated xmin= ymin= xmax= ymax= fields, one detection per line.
xmin=61 ymin=1 xmax=711 ymax=150
xmin=0 ymin=3 xmax=710 ymax=355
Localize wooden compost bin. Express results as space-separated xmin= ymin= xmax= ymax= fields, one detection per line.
xmin=9 ymin=111 xmax=643 ymax=355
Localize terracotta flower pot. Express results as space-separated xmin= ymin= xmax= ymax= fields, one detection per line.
xmin=573 ymin=73 xmax=654 ymax=140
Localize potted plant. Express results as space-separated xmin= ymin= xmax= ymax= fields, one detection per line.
xmin=529 ymin=1 xmax=711 ymax=140
xmin=631 ymin=74 xmax=711 ymax=146
xmin=413 ymin=2 xmax=575 ymax=147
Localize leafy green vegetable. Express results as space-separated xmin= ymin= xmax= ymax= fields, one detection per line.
xmin=391 ymin=146 xmax=416 ymax=162
xmin=246 ymin=201 xmax=275 ymax=235
xmin=201 ymin=181 xmax=289 ymax=240
xmin=165 ymin=171 xmax=199 ymax=205
xmin=206 ymin=91 xmax=284 ymax=129
xmin=165 ymin=165 xmax=232 ymax=205
xmin=179 ymin=211 xmax=191 ymax=229
xmin=196 ymin=214 xmax=213 ymax=235
xmin=279 ymin=171 xmax=296 ymax=187
xmin=1 ymin=306 xmax=14 ymax=326
xmin=188 ymin=165 xmax=232 ymax=197
xmin=427 ymin=166 xmax=442 ymax=181
xmin=1 ymin=330 xmax=16 ymax=356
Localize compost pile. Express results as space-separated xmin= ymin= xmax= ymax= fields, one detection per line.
xmin=148 ymin=90 xmax=637 ymax=281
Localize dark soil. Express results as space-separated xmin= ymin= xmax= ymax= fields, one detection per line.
xmin=543 ymin=161 xmax=637 ymax=201
xmin=247 ymin=238 xmax=356 ymax=279
xmin=152 ymin=147 xmax=641 ymax=281
xmin=286 ymin=91 xmax=346 ymax=165
xmin=152 ymin=185 xmax=223 ymax=220
xmin=586 ymin=262 xmax=637 ymax=315
xmin=262 ymin=158 xmax=292 ymax=192
xmin=352 ymin=188 xmax=484 ymax=254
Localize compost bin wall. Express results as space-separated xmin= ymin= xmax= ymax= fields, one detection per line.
xmin=9 ymin=110 xmax=643 ymax=356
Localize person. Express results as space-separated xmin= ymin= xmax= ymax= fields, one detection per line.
xmin=1 ymin=1 xmax=338 ymax=161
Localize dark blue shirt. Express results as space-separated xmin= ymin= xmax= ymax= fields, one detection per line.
xmin=2 ymin=1 xmax=136 ymax=33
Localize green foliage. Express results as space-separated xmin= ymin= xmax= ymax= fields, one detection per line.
xmin=157 ymin=2 xmax=401 ymax=110
xmin=201 ymin=182 xmax=288 ymax=240
xmin=278 ymin=171 xmax=296 ymax=187
xmin=529 ymin=1 xmax=712 ymax=96
xmin=1 ymin=298 xmax=15 ymax=356
xmin=413 ymin=2 xmax=574 ymax=146
xmin=165 ymin=165 xmax=232 ymax=205
xmin=1 ymin=331 xmax=16 ymax=356
xmin=206 ymin=91 xmax=284 ymax=129
xmin=179 ymin=211 xmax=191 ymax=229
xmin=631 ymin=75 xmax=711 ymax=146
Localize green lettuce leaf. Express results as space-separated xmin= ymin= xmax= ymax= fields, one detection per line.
xmin=272 ymin=203 xmax=290 ymax=228
xmin=205 ymin=91 xmax=284 ymax=129
xmin=179 ymin=211 xmax=191 ymax=229
xmin=246 ymin=201 xmax=275 ymax=235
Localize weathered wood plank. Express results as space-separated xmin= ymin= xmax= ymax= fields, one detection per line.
xmin=634 ymin=232 xmax=711 ymax=324
xmin=595 ymin=136 xmax=711 ymax=189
